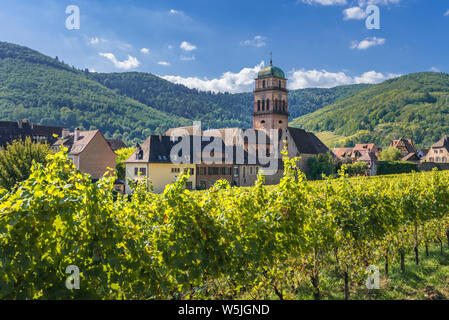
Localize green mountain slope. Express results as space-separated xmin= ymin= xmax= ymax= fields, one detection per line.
xmin=0 ymin=41 xmax=371 ymax=144
xmin=88 ymin=72 xmax=252 ymax=129
xmin=290 ymin=72 xmax=449 ymax=149
xmin=90 ymin=72 xmax=371 ymax=129
xmin=0 ymin=42 xmax=189 ymax=144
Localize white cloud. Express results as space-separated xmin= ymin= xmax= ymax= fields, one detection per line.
xmin=140 ymin=48 xmax=150 ymax=54
xmin=99 ymin=53 xmax=140 ymax=70
xmin=180 ymin=41 xmax=197 ymax=52
xmin=357 ymin=0 xmax=400 ymax=6
xmin=350 ymin=37 xmax=386 ymax=50
xmin=302 ymin=0 xmax=399 ymax=6
xmin=354 ymin=71 xmax=400 ymax=84
xmin=90 ymin=37 xmax=100 ymax=45
xmin=169 ymin=9 xmax=183 ymax=15
xmin=429 ymin=67 xmax=440 ymax=72
xmin=180 ymin=55 xmax=195 ymax=61
xmin=168 ymin=45 xmax=174 ymax=50
xmin=301 ymin=0 xmax=347 ymax=5
xmin=289 ymin=69 xmax=353 ymax=89
xmin=158 ymin=61 xmax=171 ymax=66
xmin=162 ymin=62 xmax=400 ymax=92
xmin=89 ymin=37 xmax=107 ymax=45
xmin=445 ymin=9 xmax=449 ymax=16
xmin=241 ymin=35 xmax=267 ymax=48
xmin=289 ymin=69 xmax=400 ymax=89
xmin=162 ymin=62 xmax=265 ymax=93
xmin=343 ymin=7 xmax=367 ymax=20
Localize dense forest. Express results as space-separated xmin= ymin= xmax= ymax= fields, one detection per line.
xmin=0 ymin=41 xmax=370 ymax=145
xmin=290 ymin=72 xmax=449 ymax=149
xmin=89 ymin=72 xmax=371 ymax=129
xmin=0 ymin=42 xmax=190 ymax=144
xmin=1 ymin=41 xmax=448 ymax=148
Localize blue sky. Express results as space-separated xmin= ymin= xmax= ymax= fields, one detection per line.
xmin=0 ymin=0 xmax=448 ymax=92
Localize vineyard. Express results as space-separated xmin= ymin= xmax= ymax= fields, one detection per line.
xmin=1 ymin=149 xmax=449 ymax=300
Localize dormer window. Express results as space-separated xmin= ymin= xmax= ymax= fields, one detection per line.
xmin=136 ymin=149 xmax=143 ymax=160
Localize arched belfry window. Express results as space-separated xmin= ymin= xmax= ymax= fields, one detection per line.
xmin=257 ymin=100 xmax=261 ymax=111
xmin=262 ymin=100 xmax=265 ymax=111
xmin=267 ymin=99 xmax=270 ymax=111
xmin=263 ymin=80 xmax=266 ymax=88
xmin=283 ymin=100 xmax=286 ymax=111
xmin=279 ymin=80 xmax=281 ymax=88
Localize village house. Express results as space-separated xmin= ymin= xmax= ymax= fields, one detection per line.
xmin=332 ymin=147 xmax=355 ymax=161
xmin=357 ymin=151 xmax=378 ymax=176
xmin=196 ymin=164 xmax=233 ymax=189
xmin=333 ymin=143 xmax=380 ymax=176
xmin=52 ymin=128 xmax=117 ymax=179
xmin=124 ymin=135 xmax=197 ymax=194
xmin=390 ymin=138 xmax=417 ymax=159
xmin=124 ymin=134 xmax=264 ymax=193
xmin=353 ymin=143 xmax=377 ymax=154
xmin=107 ymin=139 xmax=127 ymax=151
xmin=417 ymin=149 xmax=429 ymax=159
xmin=196 ymin=152 xmax=262 ymax=189
xmin=125 ymin=60 xmax=329 ymax=193
xmin=422 ymin=136 xmax=449 ymax=163
xmin=402 ymin=152 xmax=421 ymax=163
xmin=0 ymin=120 xmax=65 ymax=147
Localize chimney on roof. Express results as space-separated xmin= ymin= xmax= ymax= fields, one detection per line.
xmin=17 ymin=120 xmax=23 ymax=129
xmin=159 ymin=134 xmax=162 ymax=142
xmin=74 ymin=128 xmax=80 ymax=142
xmin=62 ymin=128 xmax=70 ymax=139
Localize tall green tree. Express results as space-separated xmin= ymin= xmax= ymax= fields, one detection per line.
xmin=307 ymin=153 xmax=336 ymax=180
xmin=380 ymin=147 xmax=403 ymax=161
xmin=115 ymin=147 xmax=136 ymax=180
xmin=0 ymin=137 xmax=52 ymax=190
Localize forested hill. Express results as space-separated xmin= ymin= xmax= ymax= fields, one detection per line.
xmin=0 ymin=41 xmax=371 ymax=144
xmin=0 ymin=42 xmax=189 ymax=144
xmin=88 ymin=72 xmax=252 ymax=129
xmin=290 ymin=72 xmax=449 ymax=149
xmin=89 ymin=72 xmax=372 ymax=129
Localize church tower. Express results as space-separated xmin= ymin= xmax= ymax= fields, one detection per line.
xmin=253 ymin=57 xmax=289 ymax=131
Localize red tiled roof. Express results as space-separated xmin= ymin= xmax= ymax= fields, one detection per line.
xmin=390 ymin=138 xmax=417 ymax=154
xmin=53 ymin=130 xmax=100 ymax=155
xmin=357 ymin=150 xmax=377 ymax=162
xmin=353 ymin=144 xmax=376 ymax=153
xmin=332 ymin=148 xmax=353 ymax=159
xmin=431 ymin=136 xmax=449 ymax=150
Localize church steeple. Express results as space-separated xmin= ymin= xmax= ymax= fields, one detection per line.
xmin=253 ymin=58 xmax=289 ymax=131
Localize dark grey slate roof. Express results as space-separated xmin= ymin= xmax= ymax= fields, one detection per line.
xmin=287 ymin=127 xmax=329 ymax=155
xmin=0 ymin=120 xmax=64 ymax=147
xmin=107 ymin=139 xmax=127 ymax=151
xmin=125 ymin=135 xmax=266 ymax=166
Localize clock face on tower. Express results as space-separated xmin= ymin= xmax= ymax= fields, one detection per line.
xmin=279 ymin=94 xmax=282 ymax=99
xmin=261 ymin=94 xmax=266 ymax=99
